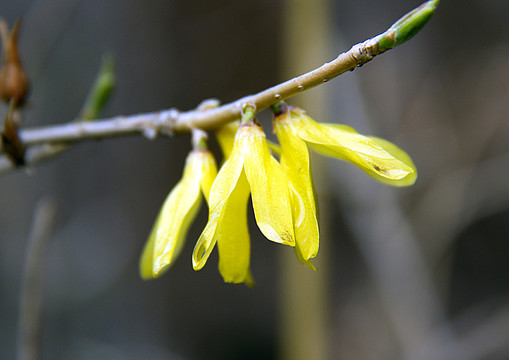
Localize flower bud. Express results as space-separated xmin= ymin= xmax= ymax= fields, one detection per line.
xmin=0 ymin=19 xmax=29 ymax=105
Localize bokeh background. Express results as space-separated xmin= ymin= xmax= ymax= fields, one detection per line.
xmin=1 ymin=0 xmax=509 ymax=359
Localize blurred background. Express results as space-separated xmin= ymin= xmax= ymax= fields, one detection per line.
xmin=1 ymin=0 xmax=509 ymax=359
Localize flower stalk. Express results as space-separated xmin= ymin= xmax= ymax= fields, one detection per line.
xmin=4 ymin=0 xmax=440 ymax=168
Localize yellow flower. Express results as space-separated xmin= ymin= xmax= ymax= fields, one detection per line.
xmin=217 ymin=119 xmax=282 ymax=160
xmin=140 ymin=103 xmax=417 ymax=285
xmin=273 ymin=104 xmax=417 ymax=268
xmin=139 ymin=147 xmax=217 ymax=279
xmin=275 ymin=105 xmax=417 ymax=187
xmin=193 ymin=110 xmax=295 ymax=285
xmin=274 ymin=110 xmax=320 ymax=270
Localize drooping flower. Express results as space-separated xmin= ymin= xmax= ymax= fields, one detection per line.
xmin=141 ymin=102 xmax=417 ymax=284
xmin=274 ymin=104 xmax=417 ymax=187
xmin=139 ymin=130 xmax=217 ymax=279
xmin=213 ymin=120 xmax=253 ymax=286
xmin=193 ymin=106 xmax=295 ymax=285
xmin=272 ymin=103 xmax=417 ymax=268
xmin=273 ymin=106 xmax=319 ymax=270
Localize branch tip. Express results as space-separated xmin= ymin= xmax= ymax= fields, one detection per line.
xmin=381 ymin=0 xmax=439 ymax=49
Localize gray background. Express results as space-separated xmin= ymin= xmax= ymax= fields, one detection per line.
xmin=1 ymin=0 xmax=509 ymax=359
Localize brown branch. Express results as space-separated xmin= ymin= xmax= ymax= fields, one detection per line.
xmin=16 ymin=34 xmax=386 ymax=149
xmin=0 ymin=0 xmax=439 ymax=174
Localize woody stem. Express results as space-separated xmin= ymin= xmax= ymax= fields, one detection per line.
xmin=0 ymin=0 xmax=439 ymax=174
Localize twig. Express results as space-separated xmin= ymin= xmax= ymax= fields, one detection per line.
xmin=0 ymin=0 xmax=439 ymax=174
xmin=17 ymin=198 xmax=58 ymax=360
xmin=0 ymin=143 xmax=66 ymax=175
xmin=16 ymin=36 xmax=411 ymax=144
xmin=0 ymin=53 xmax=117 ymax=175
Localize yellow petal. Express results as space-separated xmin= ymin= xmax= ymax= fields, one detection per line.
xmin=267 ymin=140 xmax=282 ymax=157
xmin=192 ymin=139 xmax=245 ymax=270
xmin=243 ymin=270 xmax=255 ymax=288
xmin=368 ymin=136 xmax=417 ymax=187
xmin=151 ymin=151 xmax=205 ymax=277
xmin=295 ymin=241 xmax=317 ymax=271
xmin=275 ymin=114 xmax=319 ymax=261
xmin=140 ymin=154 xmax=210 ymax=279
xmin=217 ymin=169 xmax=252 ymax=284
xmin=297 ymin=116 xmax=417 ymax=186
xmin=197 ymin=150 xmax=218 ymax=202
xmin=139 ymin=216 xmax=158 ymax=280
xmin=241 ymin=124 xmax=295 ymax=246
xmin=215 ymin=120 xmax=240 ymax=160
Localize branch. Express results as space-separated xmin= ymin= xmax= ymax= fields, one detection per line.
xmin=0 ymin=54 xmax=116 ymax=175
xmin=0 ymin=0 xmax=439 ymax=174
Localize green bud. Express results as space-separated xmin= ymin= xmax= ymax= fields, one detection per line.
xmin=80 ymin=54 xmax=116 ymax=121
xmin=379 ymin=0 xmax=439 ymax=50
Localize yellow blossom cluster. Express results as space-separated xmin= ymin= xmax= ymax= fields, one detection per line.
xmin=139 ymin=103 xmax=416 ymax=285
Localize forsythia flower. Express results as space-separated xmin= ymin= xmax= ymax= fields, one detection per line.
xmin=139 ymin=139 xmax=217 ymax=279
xmin=274 ymin=108 xmax=320 ymax=270
xmin=140 ymin=102 xmax=418 ymax=285
xmin=274 ymin=104 xmax=417 ymax=186
xmin=192 ymin=110 xmax=295 ymax=285
xmin=273 ymin=103 xmax=417 ymax=268
xmin=213 ymin=119 xmax=254 ymax=286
